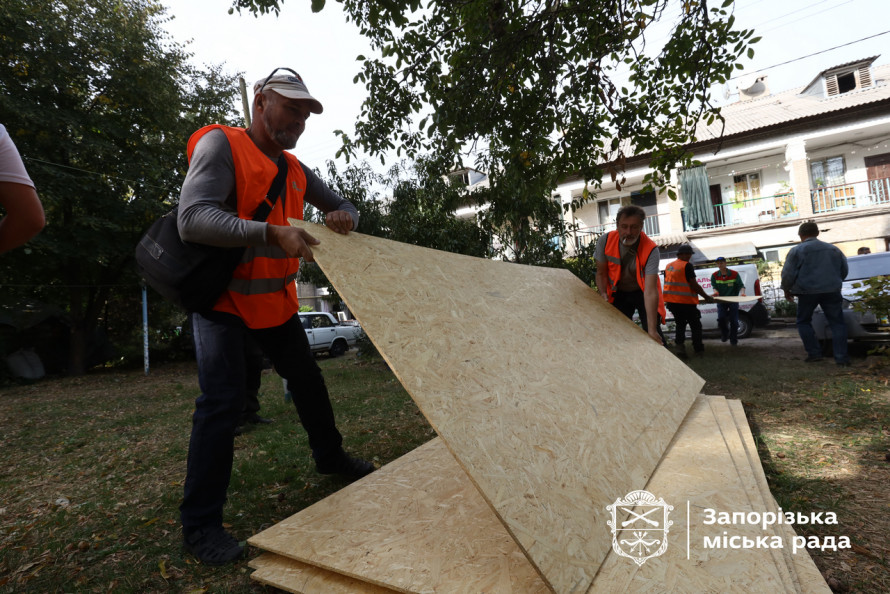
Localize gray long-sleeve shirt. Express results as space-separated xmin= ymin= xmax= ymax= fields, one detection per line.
xmin=177 ymin=128 xmax=358 ymax=247
xmin=781 ymin=237 xmax=848 ymax=295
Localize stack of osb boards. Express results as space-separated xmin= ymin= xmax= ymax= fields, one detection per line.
xmin=246 ymin=221 xmax=829 ymax=593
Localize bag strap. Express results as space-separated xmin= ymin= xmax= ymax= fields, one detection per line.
xmin=252 ymin=153 xmax=288 ymax=222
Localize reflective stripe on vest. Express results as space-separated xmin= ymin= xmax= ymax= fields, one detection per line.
xmin=186 ymin=124 xmax=306 ymax=329
xmin=603 ymin=231 xmax=666 ymax=320
xmin=228 ymin=270 xmax=300 ymax=295
xmin=663 ymin=260 xmax=699 ymax=304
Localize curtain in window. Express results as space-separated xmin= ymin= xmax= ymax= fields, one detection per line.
xmin=679 ymin=165 xmax=713 ymax=228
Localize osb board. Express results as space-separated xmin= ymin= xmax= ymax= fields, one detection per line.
xmin=710 ymin=295 xmax=761 ymax=303
xmin=249 ymin=438 xmax=550 ymax=594
xmin=288 ymin=219 xmax=704 ymax=593
xmin=590 ymin=396 xmax=788 ymax=593
xmin=250 ymin=396 xmax=802 ymax=594
xmin=707 ymin=397 xmax=796 ymax=593
xmin=727 ymin=400 xmax=831 ymax=594
xmin=249 ymin=553 xmax=396 ymax=593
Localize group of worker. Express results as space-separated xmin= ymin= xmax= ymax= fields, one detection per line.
xmin=595 ymin=206 xmax=849 ymax=365
xmin=594 ymin=205 xmax=747 ymax=358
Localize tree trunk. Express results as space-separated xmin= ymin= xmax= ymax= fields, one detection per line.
xmin=67 ymin=323 xmax=88 ymax=376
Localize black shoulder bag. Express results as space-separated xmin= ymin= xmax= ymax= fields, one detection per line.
xmin=136 ymin=154 xmax=288 ymax=313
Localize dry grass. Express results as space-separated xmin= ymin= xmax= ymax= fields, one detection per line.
xmin=0 ymin=354 xmax=432 ymax=593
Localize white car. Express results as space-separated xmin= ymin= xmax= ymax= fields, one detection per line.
xmin=660 ymin=262 xmax=770 ymax=339
xmin=298 ymin=312 xmax=363 ymax=357
xmin=812 ymin=251 xmax=890 ymax=343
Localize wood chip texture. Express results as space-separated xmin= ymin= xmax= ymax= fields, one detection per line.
xmin=591 ymin=397 xmax=789 ymax=593
xmin=287 ymin=220 xmax=704 ymax=593
xmin=249 ymin=438 xmax=549 ymax=593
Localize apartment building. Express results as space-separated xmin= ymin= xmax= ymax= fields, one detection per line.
xmin=556 ymin=56 xmax=890 ymax=280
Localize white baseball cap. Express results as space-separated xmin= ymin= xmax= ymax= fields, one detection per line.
xmin=253 ymin=71 xmax=323 ymax=114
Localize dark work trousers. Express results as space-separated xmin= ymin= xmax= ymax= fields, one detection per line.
xmin=241 ymin=336 xmax=264 ymax=421
xmin=796 ymin=292 xmax=849 ymax=364
xmin=716 ymin=301 xmax=740 ymax=345
xmin=180 ymin=310 xmax=343 ymax=532
xmin=611 ymin=289 xmax=666 ymax=346
xmin=665 ymin=302 xmax=704 ymax=352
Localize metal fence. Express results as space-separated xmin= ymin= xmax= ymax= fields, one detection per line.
xmin=811 ymin=176 xmax=890 ymax=213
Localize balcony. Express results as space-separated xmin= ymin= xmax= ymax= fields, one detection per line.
xmin=810 ymin=176 xmax=890 ymax=213
xmin=682 ymin=193 xmax=798 ymax=231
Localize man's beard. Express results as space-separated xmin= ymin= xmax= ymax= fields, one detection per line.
xmin=265 ymin=119 xmax=298 ymax=150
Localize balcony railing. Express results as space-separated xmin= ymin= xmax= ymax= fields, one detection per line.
xmin=811 ymin=176 xmax=890 ymax=213
xmin=572 ymin=213 xmax=667 ymax=251
xmin=682 ymin=192 xmax=798 ymax=231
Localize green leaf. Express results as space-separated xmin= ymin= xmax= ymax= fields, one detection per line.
xmin=311 ymin=0 xmax=326 ymax=13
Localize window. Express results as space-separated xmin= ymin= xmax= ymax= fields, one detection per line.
xmin=811 ymin=156 xmax=854 ymax=212
xmin=311 ymin=315 xmax=333 ymax=329
xmin=810 ymin=157 xmax=845 ymax=187
xmin=597 ymin=198 xmax=622 ymax=226
xmin=837 ymin=72 xmax=856 ymax=94
xmin=825 ymin=64 xmax=873 ymax=96
xmin=733 ymin=173 xmax=761 ymax=202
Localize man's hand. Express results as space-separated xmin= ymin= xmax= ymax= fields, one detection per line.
xmin=266 ymin=225 xmax=320 ymax=261
xmin=647 ymin=328 xmax=663 ymax=344
xmin=740 ymin=290 xmax=746 ymax=296
xmin=783 ymin=289 xmax=794 ymax=302
xmin=325 ymin=210 xmax=353 ymax=235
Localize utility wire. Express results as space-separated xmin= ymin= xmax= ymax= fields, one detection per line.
xmin=728 ymin=29 xmax=890 ymax=80
xmin=23 ymin=156 xmax=179 ymax=194
xmin=746 ymin=0 xmax=845 ymax=33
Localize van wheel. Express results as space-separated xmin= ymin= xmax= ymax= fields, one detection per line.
xmin=329 ymin=340 xmax=347 ymax=357
xmin=737 ymin=312 xmax=753 ymax=339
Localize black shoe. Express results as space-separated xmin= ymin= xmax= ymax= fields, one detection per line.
xmin=233 ymin=423 xmax=246 ymax=436
xmin=245 ymin=414 xmax=273 ymax=425
xmin=804 ymin=356 xmax=824 ymax=363
xmin=183 ymin=526 xmax=244 ymax=565
xmin=316 ymin=451 xmax=375 ymax=480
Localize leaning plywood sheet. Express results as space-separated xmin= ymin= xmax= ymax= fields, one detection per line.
xmin=708 ymin=397 xmax=797 ymax=593
xmin=289 ymin=220 xmax=704 ymax=593
xmin=249 ymin=553 xmax=396 ymax=594
xmin=250 ymin=438 xmax=550 ymax=594
xmin=727 ymin=400 xmax=831 ymax=594
xmin=591 ymin=396 xmax=789 ymax=593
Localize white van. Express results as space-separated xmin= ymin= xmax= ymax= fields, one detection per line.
xmin=660 ymin=262 xmax=770 ymax=339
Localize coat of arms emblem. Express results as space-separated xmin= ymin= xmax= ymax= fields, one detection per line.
xmin=607 ymin=489 xmax=673 ymax=566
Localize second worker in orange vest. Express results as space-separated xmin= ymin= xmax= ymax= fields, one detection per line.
xmin=595 ymin=205 xmax=666 ymax=345
xmin=663 ymin=244 xmax=715 ymax=357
